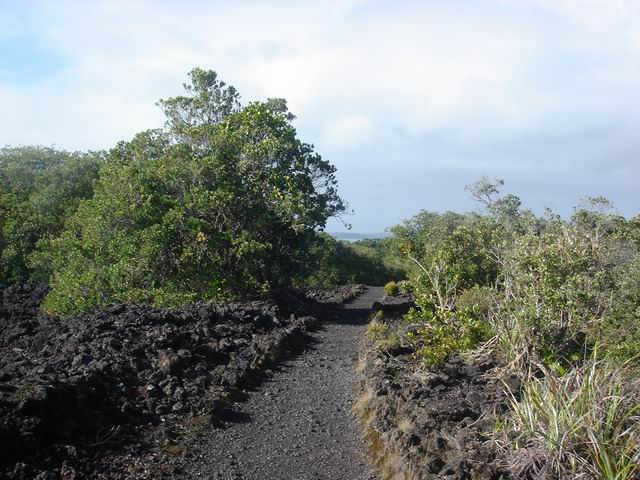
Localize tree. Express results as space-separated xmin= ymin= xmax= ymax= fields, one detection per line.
xmin=0 ymin=147 xmax=104 ymax=283
xmin=157 ymin=68 xmax=241 ymax=145
xmin=297 ymin=233 xmax=406 ymax=287
xmin=465 ymin=175 xmax=504 ymax=208
xmin=42 ymin=69 xmax=346 ymax=314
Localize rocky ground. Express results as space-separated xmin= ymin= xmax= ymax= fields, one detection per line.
xmin=356 ymin=295 xmax=513 ymax=480
xmin=0 ymin=283 xmax=364 ymax=479
xmin=1 ymin=284 xmax=517 ymax=480
xmin=181 ymin=286 xmax=384 ymax=480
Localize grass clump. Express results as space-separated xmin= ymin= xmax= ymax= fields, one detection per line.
xmin=500 ymin=359 xmax=640 ymax=480
xmin=384 ymin=281 xmax=399 ymax=297
xmin=366 ymin=319 xmax=401 ymax=352
xmin=366 ymin=319 xmax=389 ymax=339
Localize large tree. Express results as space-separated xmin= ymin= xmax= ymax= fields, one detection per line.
xmin=42 ymin=69 xmax=346 ymax=314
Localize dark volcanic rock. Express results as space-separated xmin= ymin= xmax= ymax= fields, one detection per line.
xmin=372 ymin=292 xmax=416 ymax=315
xmin=304 ymin=284 xmax=365 ymax=305
xmin=0 ymin=284 xmax=332 ymax=479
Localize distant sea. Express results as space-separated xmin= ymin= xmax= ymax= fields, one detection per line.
xmin=327 ymin=232 xmax=390 ymax=243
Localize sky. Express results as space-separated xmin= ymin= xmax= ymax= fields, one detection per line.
xmin=1 ymin=0 xmax=639 ymax=232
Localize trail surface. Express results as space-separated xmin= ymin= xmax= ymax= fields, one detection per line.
xmin=182 ymin=286 xmax=384 ymax=480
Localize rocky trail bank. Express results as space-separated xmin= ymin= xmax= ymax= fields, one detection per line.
xmin=356 ymin=298 xmax=512 ymax=480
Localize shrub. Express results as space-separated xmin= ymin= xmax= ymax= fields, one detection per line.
xmin=489 ymin=225 xmax=619 ymax=370
xmin=298 ymin=234 xmax=405 ymax=288
xmin=391 ymin=210 xmax=500 ymax=311
xmin=397 ymin=280 xmax=412 ymax=295
xmin=593 ymin=256 xmax=640 ymax=365
xmin=388 ymin=183 xmax=640 ymax=476
xmin=384 ymin=281 xmax=399 ymax=297
xmin=404 ymin=309 xmax=492 ymax=367
xmin=456 ymin=285 xmax=495 ymax=319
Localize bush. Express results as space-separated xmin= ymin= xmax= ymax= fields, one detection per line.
xmin=391 ymin=211 xmax=499 ymax=311
xmin=456 ymin=286 xmax=495 ymax=319
xmin=384 ymin=281 xmax=399 ymax=297
xmin=388 ymin=182 xmax=640 ymax=476
xmin=490 ymin=225 xmax=620 ymax=371
xmin=397 ymin=280 xmax=412 ymax=295
xmin=594 ymin=256 xmax=640 ymax=365
xmin=404 ymin=309 xmax=492 ymax=367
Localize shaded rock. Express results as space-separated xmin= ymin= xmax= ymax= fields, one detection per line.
xmin=0 ymin=282 xmax=345 ymax=478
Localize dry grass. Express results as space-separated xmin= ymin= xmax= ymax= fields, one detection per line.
xmin=354 ymin=386 xmax=376 ymax=420
xmin=355 ymin=355 xmax=368 ymax=374
xmin=353 ymin=384 xmax=420 ymax=480
xmin=366 ymin=319 xmax=389 ymax=339
xmin=397 ymin=417 xmax=413 ymax=434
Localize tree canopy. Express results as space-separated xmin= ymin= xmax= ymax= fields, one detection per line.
xmin=41 ymin=69 xmax=347 ymax=314
xmin=0 ymin=146 xmax=104 ymax=283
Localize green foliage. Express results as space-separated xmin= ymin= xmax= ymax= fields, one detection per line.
xmin=390 ymin=180 xmax=640 ymax=372
xmin=387 ymin=180 xmax=640 ymax=476
xmin=490 ymin=198 xmax=640 ymax=370
xmin=495 ymin=226 xmax=613 ymax=367
xmin=366 ymin=319 xmax=389 ymax=339
xmin=594 ymin=256 xmax=640 ymax=364
xmin=405 ymin=308 xmax=492 ymax=367
xmin=405 ymin=286 xmax=494 ymax=367
xmin=397 ymin=280 xmax=412 ymax=295
xmin=0 ymin=146 xmax=104 ymax=283
xmin=384 ymin=281 xmax=399 ymax=297
xmin=366 ymin=319 xmax=401 ymax=352
xmin=298 ymin=233 xmax=405 ymax=287
xmin=387 ymin=207 xmax=503 ymax=367
xmin=455 ymin=286 xmax=495 ymax=319
xmin=157 ymin=68 xmax=241 ymax=142
xmin=42 ymin=69 xmax=346 ymax=314
xmin=391 ymin=210 xmax=499 ymax=312
xmin=353 ymin=237 xmax=409 ymax=278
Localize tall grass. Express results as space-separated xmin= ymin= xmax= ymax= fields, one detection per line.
xmin=499 ymin=360 xmax=640 ymax=479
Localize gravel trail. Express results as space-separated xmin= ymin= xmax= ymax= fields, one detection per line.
xmin=182 ymin=286 xmax=384 ymax=480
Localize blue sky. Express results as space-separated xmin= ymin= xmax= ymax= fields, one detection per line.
xmin=1 ymin=0 xmax=639 ymax=231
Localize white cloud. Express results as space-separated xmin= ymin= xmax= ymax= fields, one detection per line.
xmin=0 ymin=0 xmax=541 ymax=148
xmin=323 ymin=114 xmax=374 ymax=148
xmin=1 ymin=0 xmax=639 ymax=227
xmin=501 ymin=0 xmax=640 ymax=51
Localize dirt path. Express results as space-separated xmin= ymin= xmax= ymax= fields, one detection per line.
xmin=181 ymin=286 xmax=384 ymax=480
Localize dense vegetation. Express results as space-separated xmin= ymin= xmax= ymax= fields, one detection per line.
xmin=41 ymin=69 xmax=353 ymax=314
xmin=0 ymin=69 xmax=401 ymax=315
xmin=0 ymin=146 xmax=105 ymax=284
xmin=298 ymin=233 xmax=407 ymax=288
xmin=383 ymin=177 xmax=640 ymax=479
